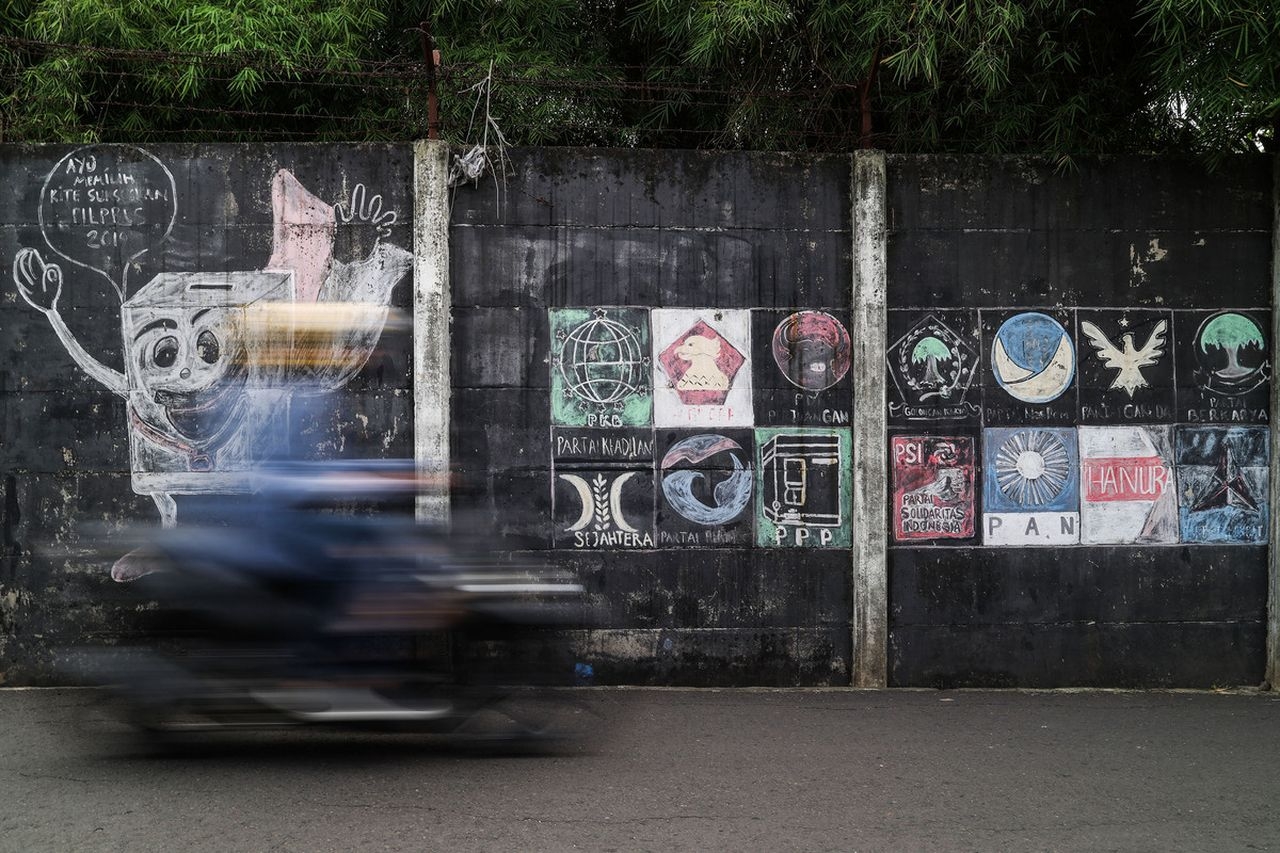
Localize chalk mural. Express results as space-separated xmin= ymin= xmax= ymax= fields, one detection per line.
xmin=554 ymin=468 xmax=655 ymax=548
xmin=11 ymin=144 xmax=411 ymax=539
xmin=755 ymin=427 xmax=851 ymax=548
xmin=1193 ymin=312 xmax=1268 ymax=396
xmin=1078 ymin=426 xmax=1177 ymax=544
xmin=538 ymin=303 xmax=1271 ymax=551
xmin=990 ymin=312 xmax=1075 ymax=403
xmin=1176 ymin=309 xmax=1270 ymax=425
xmin=551 ymin=307 xmax=652 ymax=428
xmin=1175 ymin=426 xmax=1268 ymax=544
xmin=652 ymin=309 xmax=753 ymax=427
xmin=891 ymin=435 xmax=975 ymax=541
xmin=887 ymin=311 xmax=980 ymax=424
xmin=754 ymin=309 xmax=852 ymax=426
xmin=982 ymin=427 xmax=1080 ymax=545
xmin=1076 ymin=310 xmax=1175 ymax=424
xmin=655 ymin=431 xmax=754 ymax=546
xmin=545 ymin=306 xmax=851 ymax=549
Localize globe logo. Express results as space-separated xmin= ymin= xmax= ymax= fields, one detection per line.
xmin=556 ymin=310 xmax=648 ymax=410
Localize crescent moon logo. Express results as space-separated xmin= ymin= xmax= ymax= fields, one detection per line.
xmin=609 ymin=472 xmax=640 ymax=533
xmin=558 ymin=474 xmax=596 ymax=532
xmin=992 ymin=313 xmax=1075 ymax=403
xmin=558 ymin=471 xmax=641 ymax=533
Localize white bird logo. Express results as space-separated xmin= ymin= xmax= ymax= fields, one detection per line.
xmin=1079 ymin=319 xmax=1167 ymax=397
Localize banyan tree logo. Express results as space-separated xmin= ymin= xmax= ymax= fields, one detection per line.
xmin=888 ymin=313 xmax=978 ymax=419
xmin=1193 ymin=311 xmax=1268 ymax=396
xmin=550 ymin=307 xmax=652 ymax=427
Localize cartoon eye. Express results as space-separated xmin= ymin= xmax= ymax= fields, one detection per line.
xmin=153 ymin=336 xmax=179 ymax=369
xmin=196 ymin=330 xmax=221 ymax=364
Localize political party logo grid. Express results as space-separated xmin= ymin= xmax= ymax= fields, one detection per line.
xmin=546 ymin=306 xmax=1272 ymax=550
xmin=549 ymin=307 xmax=853 ymax=549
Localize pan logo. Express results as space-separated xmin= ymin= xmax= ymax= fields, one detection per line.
xmin=991 ymin=312 xmax=1075 ymax=403
xmin=982 ymin=427 xmax=1080 ymax=545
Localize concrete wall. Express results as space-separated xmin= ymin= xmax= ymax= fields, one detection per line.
xmin=0 ymin=143 xmax=1273 ymax=688
xmin=0 ymin=144 xmax=414 ymax=683
xmin=451 ymin=149 xmax=1274 ymax=688
xmin=449 ymin=149 xmax=856 ymax=685
xmin=885 ymin=156 xmax=1273 ymax=687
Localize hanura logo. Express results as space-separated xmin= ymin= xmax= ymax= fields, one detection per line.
xmin=1082 ymin=457 xmax=1170 ymax=502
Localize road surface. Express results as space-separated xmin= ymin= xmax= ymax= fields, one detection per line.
xmin=1 ymin=687 xmax=1277 ymax=851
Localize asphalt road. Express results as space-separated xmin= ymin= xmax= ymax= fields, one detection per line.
xmin=1 ymin=687 xmax=1278 ymax=852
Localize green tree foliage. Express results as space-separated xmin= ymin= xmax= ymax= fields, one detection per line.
xmin=1 ymin=1 xmax=1276 ymax=159
xmin=912 ymin=336 xmax=951 ymax=364
xmin=1141 ymin=0 xmax=1280 ymax=161
xmin=2 ymin=0 xmax=400 ymax=141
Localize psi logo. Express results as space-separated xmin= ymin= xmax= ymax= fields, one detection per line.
xmin=892 ymin=436 xmax=975 ymax=541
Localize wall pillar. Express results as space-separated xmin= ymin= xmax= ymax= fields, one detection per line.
xmin=851 ymin=151 xmax=889 ymax=687
xmin=414 ymin=140 xmax=452 ymax=524
xmin=1267 ymin=154 xmax=1280 ymax=689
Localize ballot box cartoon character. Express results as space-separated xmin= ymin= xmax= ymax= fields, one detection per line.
xmin=12 ymin=145 xmax=411 ymax=540
xmin=123 ymin=270 xmax=295 ymax=499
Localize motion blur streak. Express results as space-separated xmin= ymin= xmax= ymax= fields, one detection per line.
xmin=66 ymin=304 xmax=599 ymax=748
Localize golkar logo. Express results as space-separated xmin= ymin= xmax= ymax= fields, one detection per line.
xmin=887 ymin=313 xmax=979 ymax=420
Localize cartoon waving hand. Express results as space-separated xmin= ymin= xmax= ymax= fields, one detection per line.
xmin=11 ymin=245 xmax=127 ymax=396
xmin=336 ymin=183 xmax=398 ymax=240
xmin=13 ymin=247 xmax=63 ymax=314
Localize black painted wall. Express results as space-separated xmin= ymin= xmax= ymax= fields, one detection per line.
xmin=0 ymin=144 xmax=413 ymax=683
xmin=886 ymin=156 xmax=1272 ymax=688
xmin=0 ymin=145 xmax=1272 ymax=689
xmin=450 ymin=149 xmax=855 ymax=685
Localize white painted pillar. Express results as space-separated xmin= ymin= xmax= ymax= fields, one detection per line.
xmin=1267 ymin=154 xmax=1280 ymax=689
xmin=414 ymin=139 xmax=452 ymax=525
xmin=851 ymin=151 xmax=889 ymax=688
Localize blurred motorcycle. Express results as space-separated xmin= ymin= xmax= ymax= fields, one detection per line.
xmin=69 ymin=460 xmax=597 ymax=747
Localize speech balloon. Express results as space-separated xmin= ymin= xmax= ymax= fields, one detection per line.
xmin=38 ymin=144 xmax=177 ymax=301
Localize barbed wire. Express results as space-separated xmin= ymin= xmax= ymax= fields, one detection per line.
xmin=0 ymin=36 xmax=1088 ymax=152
